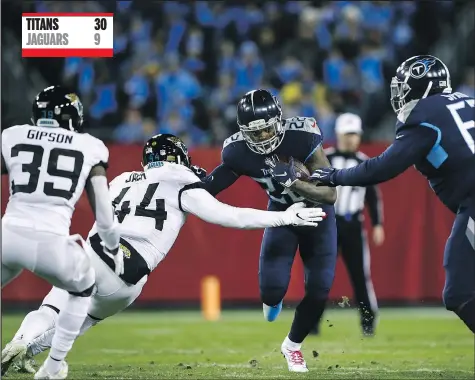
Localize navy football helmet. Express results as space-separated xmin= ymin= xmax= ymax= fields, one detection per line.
xmin=32 ymin=85 xmax=84 ymax=132
xmin=390 ymin=55 xmax=452 ymax=114
xmin=142 ymin=134 xmax=191 ymax=168
xmin=236 ymin=89 xmax=284 ymax=155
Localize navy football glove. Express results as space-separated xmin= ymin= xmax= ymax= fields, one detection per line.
xmin=309 ymin=168 xmax=337 ymax=186
xmin=191 ymin=165 xmax=207 ymax=180
xmin=266 ymin=156 xmax=298 ymax=188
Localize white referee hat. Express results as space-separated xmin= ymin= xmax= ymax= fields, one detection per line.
xmin=335 ymin=113 xmax=363 ymax=135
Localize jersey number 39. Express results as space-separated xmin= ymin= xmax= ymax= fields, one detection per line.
xmin=11 ymin=144 xmax=84 ymax=200
xmin=112 ymin=183 xmax=168 ymax=231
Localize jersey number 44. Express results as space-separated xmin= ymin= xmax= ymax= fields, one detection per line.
xmin=112 ymin=183 xmax=168 ymax=230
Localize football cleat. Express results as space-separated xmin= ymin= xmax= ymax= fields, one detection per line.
xmin=34 ymin=360 xmax=68 ymax=379
xmin=263 ymin=301 xmax=283 ymax=322
xmin=1 ymin=340 xmax=28 ymax=375
xmin=281 ymin=346 xmax=309 ymax=372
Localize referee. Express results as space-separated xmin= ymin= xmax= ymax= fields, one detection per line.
xmin=313 ymin=113 xmax=385 ymax=336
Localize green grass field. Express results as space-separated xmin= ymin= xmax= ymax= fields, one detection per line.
xmin=1 ymin=307 xmax=473 ymax=379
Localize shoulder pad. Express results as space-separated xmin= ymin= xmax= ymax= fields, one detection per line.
xmin=85 ymin=134 xmax=109 ymax=166
xmin=223 ymin=132 xmax=244 ymax=149
xmin=2 ymin=124 xmax=30 ymax=137
xmin=284 ymin=116 xmax=321 ymax=135
xmin=109 ymin=171 xmax=132 ymax=189
xmin=160 ymin=163 xmax=200 ymax=185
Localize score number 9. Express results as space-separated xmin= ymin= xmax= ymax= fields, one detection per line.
xmin=94 ymin=17 xmax=107 ymax=46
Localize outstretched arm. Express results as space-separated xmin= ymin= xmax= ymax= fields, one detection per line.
xmin=333 ymin=127 xmax=436 ymax=186
xmin=312 ymin=126 xmax=438 ymax=187
xmin=179 ymin=187 xmax=325 ymax=229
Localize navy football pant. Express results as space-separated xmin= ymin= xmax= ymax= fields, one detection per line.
xmin=259 ymin=205 xmax=337 ymax=342
xmin=442 ymin=196 xmax=475 ymax=333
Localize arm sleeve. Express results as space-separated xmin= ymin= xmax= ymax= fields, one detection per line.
xmin=201 ymin=163 xmax=240 ymax=196
xmin=89 ymin=176 xmax=120 ymax=249
xmin=333 ymin=126 xmax=437 ymax=186
xmin=365 ymin=185 xmax=383 ymax=226
xmin=180 ymin=188 xmax=288 ymax=229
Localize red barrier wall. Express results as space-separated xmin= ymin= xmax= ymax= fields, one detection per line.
xmin=1 ymin=144 xmax=454 ymax=304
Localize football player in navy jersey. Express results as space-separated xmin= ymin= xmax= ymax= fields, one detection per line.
xmin=312 ymin=55 xmax=475 ymax=334
xmin=203 ymin=89 xmax=337 ymax=372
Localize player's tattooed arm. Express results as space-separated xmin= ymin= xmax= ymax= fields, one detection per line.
xmin=1 ymin=153 xmax=7 ymax=175
xmin=291 ymin=145 xmax=337 ymax=204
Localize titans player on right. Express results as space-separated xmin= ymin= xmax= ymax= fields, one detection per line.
xmin=312 ymin=55 xmax=475 ymax=333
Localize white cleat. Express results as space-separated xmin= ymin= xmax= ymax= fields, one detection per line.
xmin=34 ymin=360 xmax=68 ymax=379
xmin=281 ymin=346 xmax=309 ymax=373
xmin=1 ymin=340 xmax=28 ymax=375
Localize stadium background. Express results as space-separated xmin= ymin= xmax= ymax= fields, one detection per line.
xmin=1 ymin=1 xmax=474 ymax=309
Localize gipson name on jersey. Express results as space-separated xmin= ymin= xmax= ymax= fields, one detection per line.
xmin=27 ymin=129 xmax=74 ymax=144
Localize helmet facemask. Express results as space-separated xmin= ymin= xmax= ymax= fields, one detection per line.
xmin=239 ymin=116 xmax=284 ymax=155
xmin=390 ymin=76 xmax=412 ymax=114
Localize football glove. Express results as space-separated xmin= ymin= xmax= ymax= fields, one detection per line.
xmin=101 ymin=242 xmax=124 ymax=276
xmin=309 ymin=168 xmax=337 ymax=186
xmin=191 ymin=165 xmax=207 ymax=180
xmin=266 ymin=156 xmax=298 ymax=188
xmin=283 ymin=202 xmax=326 ymax=227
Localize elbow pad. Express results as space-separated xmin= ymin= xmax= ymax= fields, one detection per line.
xmin=90 ymin=176 xmax=120 ymax=249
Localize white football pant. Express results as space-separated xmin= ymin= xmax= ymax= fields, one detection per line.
xmin=42 ymin=243 xmax=147 ymax=321
xmin=2 ymin=219 xmax=94 ymax=292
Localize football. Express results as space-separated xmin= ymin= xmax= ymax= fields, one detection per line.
xmin=278 ymin=156 xmax=311 ymax=181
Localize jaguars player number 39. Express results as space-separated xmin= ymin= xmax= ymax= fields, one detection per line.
xmin=203 ymin=89 xmax=338 ymax=372
xmin=1 ymin=85 xmax=121 ymax=379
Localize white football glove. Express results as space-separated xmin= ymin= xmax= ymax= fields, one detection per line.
xmin=283 ymin=202 xmax=326 ymax=227
xmin=101 ymin=243 xmax=124 ymax=276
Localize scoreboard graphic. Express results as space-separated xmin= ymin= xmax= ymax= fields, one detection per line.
xmin=22 ymin=13 xmax=114 ymax=58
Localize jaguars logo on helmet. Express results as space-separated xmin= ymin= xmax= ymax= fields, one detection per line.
xmin=142 ymin=134 xmax=191 ymax=168
xmin=32 ymin=85 xmax=84 ymax=132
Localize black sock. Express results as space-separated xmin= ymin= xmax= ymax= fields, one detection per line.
xmin=288 ymin=296 xmax=326 ymax=343
xmin=455 ymin=298 xmax=475 ymax=333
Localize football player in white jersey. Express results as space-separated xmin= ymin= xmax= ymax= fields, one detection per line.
xmin=1 ymin=85 xmax=121 ymax=379
xmin=2 ymin=133 xmax=326 ymax=374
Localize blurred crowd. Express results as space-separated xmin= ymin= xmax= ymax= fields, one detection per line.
xmin=13 ymin=1 xmax=475 ymax=146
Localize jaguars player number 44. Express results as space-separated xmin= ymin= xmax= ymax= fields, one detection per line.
xmin=312 ymin=55 xmax=475 ymax=334
xmin=203 ymin=89 xmax=338 ymax=373
xmin=2 ymin=133 xmax=327 ymax=376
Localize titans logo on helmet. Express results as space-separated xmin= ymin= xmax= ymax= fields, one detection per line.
xmin=409 ymin=58 xmax=436 ymax=79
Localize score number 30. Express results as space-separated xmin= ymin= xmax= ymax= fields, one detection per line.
xmin=93 ymin=17 xmax=107 ymax=46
